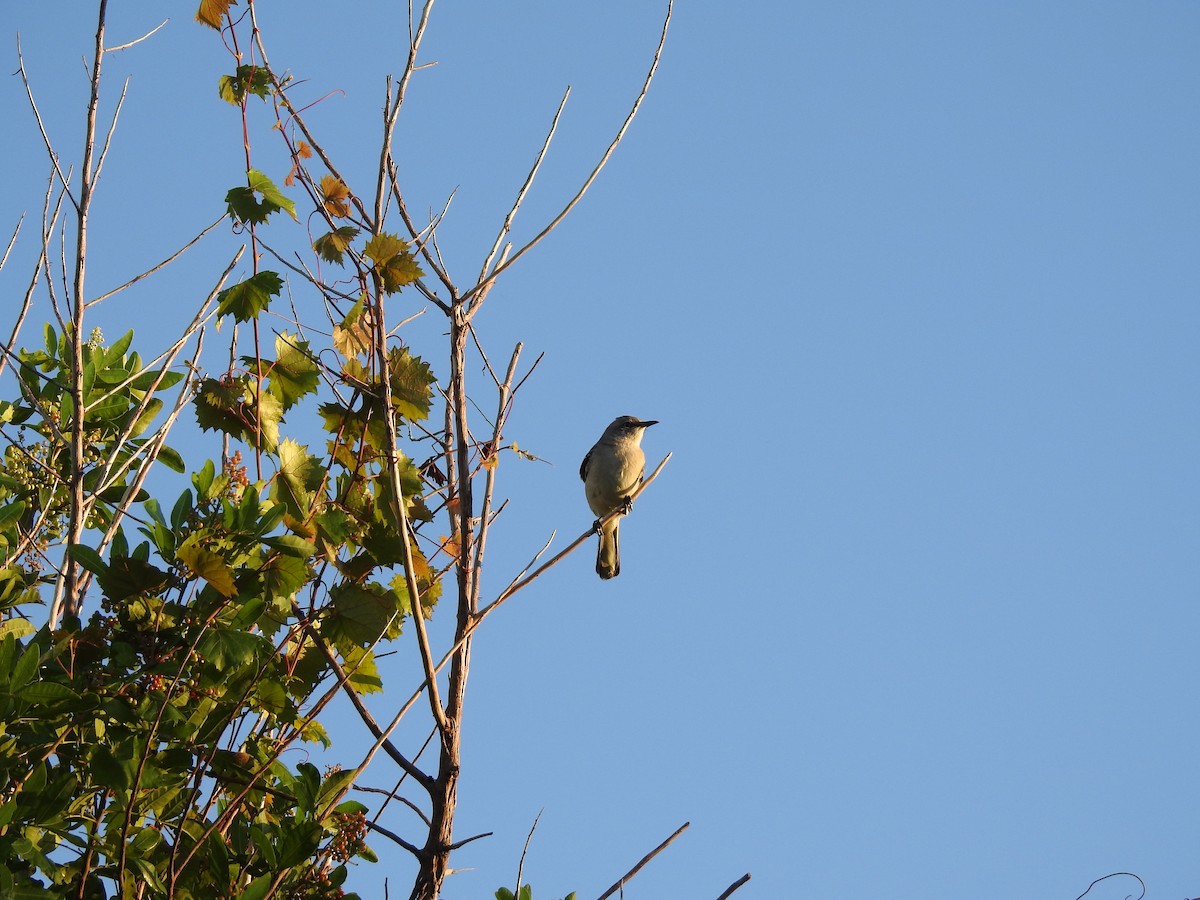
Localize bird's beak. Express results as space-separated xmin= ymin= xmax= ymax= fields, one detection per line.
xmin=639 ymin=420 xmax=659 ymax=428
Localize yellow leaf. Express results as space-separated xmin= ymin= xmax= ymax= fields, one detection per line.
xmin=195 ymin=0 xmax=236 ymax=29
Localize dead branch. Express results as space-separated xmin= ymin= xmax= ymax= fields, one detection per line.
xmin=596 ymin=821 xmax=690 ymax=900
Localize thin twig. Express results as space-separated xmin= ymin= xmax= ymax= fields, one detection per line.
xmin=104 ymin=18 xmax=168 ymax=53
xmin=476 ymin=86 xmax=571 ymax=290
xmin=88 ymin=214 xmax=228 ymax=306
xmin=715 ymin=873 xmax=752 ymax=900
xmin=91 ymin=75 xmax=129 ymax=188
xmin=0 ymin=214 xmax=23 ymax=272
xmin=1074 ymin=872 xmax=1146 ymax=900
xmin=462 ymin=0 xmax=673 ymax=309
xmin=513 ymin=809 xmax=543 ymax=898
xmin=596 ymin=821 xmax=690 ymax=900
xmin=364 ymin=820 xmax=422 ymax=858
xmin=15 ymin=36 xmax=78 ymax=209
xmin=446 ymin=831 xmax=493 ymax=851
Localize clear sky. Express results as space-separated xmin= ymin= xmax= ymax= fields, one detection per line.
xmin=4 ymin=2 xmax=1199 ymax=898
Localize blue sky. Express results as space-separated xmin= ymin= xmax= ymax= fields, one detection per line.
xmin=4 ymin=2 xmax=1199 ymax=898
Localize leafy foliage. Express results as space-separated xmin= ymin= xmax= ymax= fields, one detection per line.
xmin=216 ymin=270 xmax=283 ymax=322
xmin=226 ymin=169 xmax=297 ymax=225
xmin=363 ymin=232 xmax=424 ymax=294
xmin=218 ymin=65 xmax=272 ymax=104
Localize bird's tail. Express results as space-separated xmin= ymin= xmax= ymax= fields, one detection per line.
xmin=596 ymin=520 xmax=620 ymax=580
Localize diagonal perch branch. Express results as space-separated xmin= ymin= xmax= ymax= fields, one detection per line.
xmin=596 ymin=821 xmax=690 ymax=900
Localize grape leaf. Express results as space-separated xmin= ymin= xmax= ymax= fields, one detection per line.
xmin=217 ymin=271 xmax=283 ymax=322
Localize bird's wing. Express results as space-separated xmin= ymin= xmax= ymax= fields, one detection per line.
xmin=579 ymin=446 xmax=594 ymax=482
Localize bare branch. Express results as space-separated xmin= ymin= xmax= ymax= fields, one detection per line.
xmin=91 ymin=75 xmax=129 ymax=188
xmin=513 ymin=809 xmax=543 ymax=899
xmin=476 ymin=86 xmax=571 ymax=290
xmin=364 ymin=818 xmax=423 ymax=858
xmin=15 ymin=36 xmax=78 ymax=209
xmin=716 ymin=873 xmax=752 ymax=900
xmin=445 ymin=830 xmax=492 ymax=851
xmin=104 ymin=18 xmax=168 ymax=53
xmin=462 ymin=0 xmax=673 ymax=307
xmin=352 ymin=452 xmax=671 ymax=780
xmin=596 ymin=821 xmax=690 ymax=900
xmin=0 ymin=213 xmax=23 ymax=272
xmin=88 ymin=214 xmax=228 ymax=307
xmin=374 ymin=0 xmax=437 ymax=226
xmin=0 ymin=173 xmax=65 ymax=381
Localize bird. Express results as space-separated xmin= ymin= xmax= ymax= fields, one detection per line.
xmin=580 ymin=416 xmax=658 ymax=579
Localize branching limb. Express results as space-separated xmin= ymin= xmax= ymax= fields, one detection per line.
xmin=365 ymin=819 xmax=423 ymax=858
xmin=475 ymin=87 xmax=571 ymax=293
xmin=462 ymin=0 xmax=673 ymax=308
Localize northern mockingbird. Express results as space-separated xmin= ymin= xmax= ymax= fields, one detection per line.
xmin=580 ymin=416 xmax=658 ymax=579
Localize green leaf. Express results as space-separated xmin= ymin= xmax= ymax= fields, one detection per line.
xmin=20 ymin=681 xmax=80 ymax=705
xmin=313 ymin=226 xmax=359 ymax=264
xmin=192 ymin=459 xmax=216 ymax=499
xmin=235 ymin=874 xmax=273 ymax=900
xmin=263 ymin=332 xmax=320 ymax=409
xmin=197 ymin=628 xmax=270 ymax=671
xmin=363 ymin=232 xmax=423 ymax=294
xmin=217 ymin=272 xmax=283 ymax=323
xmin=271 ymin=439 xmax=322 ymax=521
xmin=129 ymin=368 xmax=185 ymax=392
xmin=341 ymin=646 xmax=383 ymax=694
xmin=259 ymin=552 xmax=309 ymax=604
xmin=0 ymin=619 xmax=35 ymax=641
xmin=67 ymin=544 xmax=108 ymax=577
xmin=263 ymin=534 xmax=317 ymax=558
xmin=91 ymin=746 xmax=135 ymax=791
xmin=326 ymin=581 xmax=402 ymax=647
xmin=225 ymin=169 xmax=296 ymax=224
xmin=385 ymin=347 xmax=435 ymax=422
xmin=125 ymin=397 xmax=164 ymax=438
xmin=97 ymin=556 xmax=172 ymax=602
xmin=0 ymin=501 xmax=26 ymax=530
xmin=218 ymin=65 xmax=272 ymax=105
xmin=195 ymin=377 xmax=282 ymax=451
xmin=177 ymin=538 xmax=237 ymax=598
xmin=157 ymin=444 xmax=187 ymax=473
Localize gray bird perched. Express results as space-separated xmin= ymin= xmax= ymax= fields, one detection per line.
xmin=580 ymin=416 xmax=658 ymax=579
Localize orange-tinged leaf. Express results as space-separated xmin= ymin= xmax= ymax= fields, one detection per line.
xmin=296 ymin=142 xmax=313 ymax=159
xmin=196 ymin=0 xmax=236 ymax=29
xmin=320 ymin=175 xmax=352 ymax=218
xmin=438 ymin=536 xmax=461 ymax=564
